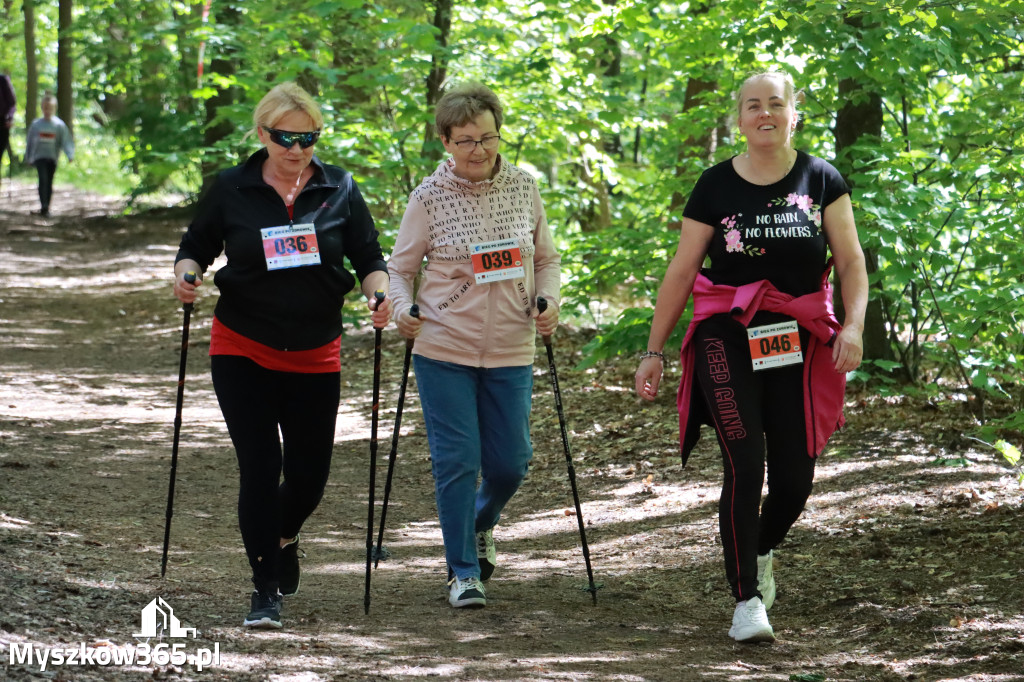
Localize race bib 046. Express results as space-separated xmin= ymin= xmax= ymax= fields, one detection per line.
xmin=747 ymin=320 xmax=803 ymax=370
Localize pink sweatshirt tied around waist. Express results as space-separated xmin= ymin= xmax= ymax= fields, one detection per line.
xmin=676 ymin=267 xmax=847 ymax=463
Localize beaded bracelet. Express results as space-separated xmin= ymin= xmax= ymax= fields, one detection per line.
xmin=639 ymin=350 xmax=665 ymax=361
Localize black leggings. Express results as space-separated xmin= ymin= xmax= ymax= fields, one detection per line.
xmin=692 ymin=313 xmax=816 ymax=603
xmin=34 ymin=159 xmax=56 ymax=212
xmin=211 ymin=355 xmax=340 ymax=592
xmin=0 ymin=126 xmax=10 ymax=166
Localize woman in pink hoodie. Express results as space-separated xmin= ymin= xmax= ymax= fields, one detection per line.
xmin=388 ymin=82 xmax=561 ymax=609
xmin=634 ymin=71 xmax=868 ymax=643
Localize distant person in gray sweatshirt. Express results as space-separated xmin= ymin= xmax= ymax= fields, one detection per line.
xmin=25 ymin=93 xmax=74 ymax=217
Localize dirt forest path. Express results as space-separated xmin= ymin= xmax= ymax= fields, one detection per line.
xmin=1 ymin=178 xmax=1023 ymax=682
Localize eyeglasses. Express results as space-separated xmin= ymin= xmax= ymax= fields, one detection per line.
xmin=263 ymin=127 xmax=321 ymax=149
xmin=451 ymin=135 xmax=502 ymax=152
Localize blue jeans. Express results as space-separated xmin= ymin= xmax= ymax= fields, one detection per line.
xmin=413 ymin=356 xmax=534 ymax=580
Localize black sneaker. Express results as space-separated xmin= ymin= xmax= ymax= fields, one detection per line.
xmin=278 ymin=536 xmax=302 ymax=596
xmin=243 ymin=589 xmax=283 ymax=629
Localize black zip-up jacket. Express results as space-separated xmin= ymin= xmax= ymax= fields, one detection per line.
xmin=175 ymin=148 xmax=388 ymax=351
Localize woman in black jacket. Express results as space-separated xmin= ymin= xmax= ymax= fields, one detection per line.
xmin=173 ymin=82 xmax=391 ymax=629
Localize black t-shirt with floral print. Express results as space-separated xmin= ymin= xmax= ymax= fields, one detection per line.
xmin=683 ymin=150 xmax=850 ymax=298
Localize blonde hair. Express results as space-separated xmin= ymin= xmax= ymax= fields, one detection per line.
xmin=435 ymin=82 xmax=503 ymax=140
xmin=250 ymin=82 xmax=323 ymax=137
xmin=735 ymin=71 xmax=804 ymax=120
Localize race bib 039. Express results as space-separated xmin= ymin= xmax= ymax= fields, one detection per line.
xmin=470 ymin=238 xmax=525 ymax=284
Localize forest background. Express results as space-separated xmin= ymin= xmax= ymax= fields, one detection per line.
xmin=1 ymin=0 xmax=1023 ymax=459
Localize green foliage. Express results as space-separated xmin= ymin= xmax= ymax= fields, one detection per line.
xmin=811 ymin=2 xmax=1024 ymax=435
xmin=967 ymin=436 xmax=1024 ymax=483
xmin=846 ymin=359 xmax=904 ymax=394
xmin=59 ymin=117 xmax=139 ymax=198
xmin=4 ymin=0 xmax=1023 ymax=435
xmin=577 ymin=306 xmax=686 ymax=371
xmin=996 ymin=440 xmax=1021 ymax=468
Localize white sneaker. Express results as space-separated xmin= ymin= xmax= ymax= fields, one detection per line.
xmin=728 ymin=597 xmax=775 ymax=643
xmin=476 ymin=528 xmax=496 ymax=581
xmin=757 ymin=550 xmax=776 ymax=610
xmin=447 ymin=575 xmax=486 ymax=608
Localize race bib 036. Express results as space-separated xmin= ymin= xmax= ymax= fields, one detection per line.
xmin=261 ymin=223 xmax=321 ymax=271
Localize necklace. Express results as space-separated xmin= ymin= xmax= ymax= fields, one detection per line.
xmin=742 ymin=151 xmax=796 ymax=186
xmin=263 ymin=164 xmax=309 ymax=203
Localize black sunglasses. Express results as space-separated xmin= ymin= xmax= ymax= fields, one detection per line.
xmin=263 ymin=127 xmax=321 ymax=149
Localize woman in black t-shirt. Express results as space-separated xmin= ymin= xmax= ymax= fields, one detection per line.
xmin=635 ymin=71 xmax=868 ymax=644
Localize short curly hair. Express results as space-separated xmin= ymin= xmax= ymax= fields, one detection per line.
xmin=434 ymin=82 xmax=503 ymax=140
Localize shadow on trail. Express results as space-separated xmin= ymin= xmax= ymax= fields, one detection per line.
xmin=2 ymin=195 xmax=1022 ymax=681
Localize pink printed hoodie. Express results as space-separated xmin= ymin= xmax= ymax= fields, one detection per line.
xmin=388 ymin=156 xmax=561 ymax=367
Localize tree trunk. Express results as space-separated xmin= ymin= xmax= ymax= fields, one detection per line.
xmin=833 ymin=17 xmax=892 ymax=362
xmin=2 ymin=1 xmax=15 ymax=60
xmin=666 ymin=0 xmax=719 ymax=231
xmin=295 ymin=36 xmax=320 ymax=98
xmin=201 ymin=2 xmax=241 ymax=190
xmin=23 ymin=0 xmax=38 ymax=127
xmin=422 ymin=0 xmax=452 ymax=158
xmin=171 ymin=2 xmax=203 ymax=120
xmin=667 ymin=75 xmax=718 ymax=231
xmin=57 ymin=0 xmax=73 ymax=136
xmin=598 ymin=31 xmax=622 ymax=160
xmin=582 ymin=6 xmax=622 ymax=232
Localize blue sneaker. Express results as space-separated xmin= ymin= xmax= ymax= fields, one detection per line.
xmin=243 ymin=589 xmax=282 ymax=629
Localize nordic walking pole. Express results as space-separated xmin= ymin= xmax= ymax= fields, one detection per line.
xmin=162 ymin=271 xmax=198 ymax=577
xmin=374 ymin=304 xmax=420 ymax=568
xmin=364 ymin=290 xmax=386 ymax=615
xmin=536 ymin=297 xmax=599 ymax=604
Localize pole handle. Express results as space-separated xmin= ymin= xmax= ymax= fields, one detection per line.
xmin=536 ymin=297 xmax=551 ymax=344
xmin=404 ymin=305 xmax=420 ymax=349
xmin=182 ymin=271 xmax=198 ymax=313
xmin=372 ymin=290 xmax=387 ymax=330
